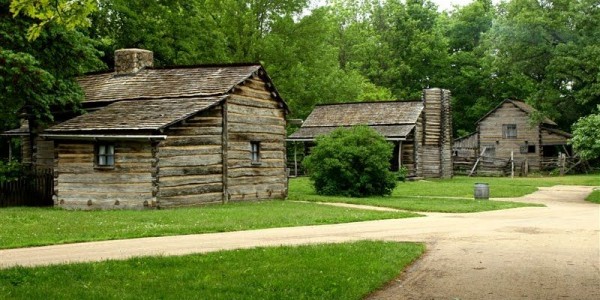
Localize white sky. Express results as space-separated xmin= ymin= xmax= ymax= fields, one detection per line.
xmin=432 ymin=0 xmax=476 ymax=11
xmin=308 ymin=1 xmax=496 ymax=13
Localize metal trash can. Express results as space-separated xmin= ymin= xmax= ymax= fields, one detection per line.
xmin=474 ymin=183 xmax=489 ymax=200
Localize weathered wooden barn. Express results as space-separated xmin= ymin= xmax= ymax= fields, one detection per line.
xmin=27 ymin=49 xmax=289 ymax=209
xmin=288 ymin=88 xmax=453 ymax=178
xmin=453 ymin=99 xmax=572 ymax=175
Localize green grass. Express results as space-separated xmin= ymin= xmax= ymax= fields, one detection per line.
xmin=0 ymin=241 xmax=424 ymax=299
xmin=0 ymin=201 xmax=418 ymax=250
xmin=391 ymin=174 xmax=600 ymax=198
xmin=586 ymin=189 xmax=600 ymax=204
xmin=288 ymin=174 xmax=600 ymax=212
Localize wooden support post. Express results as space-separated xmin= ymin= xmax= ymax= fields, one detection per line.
xmin=560 ymin=152 xmax=566 ymax=176
xmin=222 ymin=102 xmax=229 ymax=203
xmin=398 ymin=141 xmax=403 ymax=169
xmin=511 ymin=151 xmax=514 ymax=179
xmin=294 ymin=142 xmax=298 ymax=177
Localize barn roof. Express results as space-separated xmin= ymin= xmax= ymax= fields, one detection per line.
xmin=78 ymin=64 xmax=266 ymax=103
xmin=476 ymin=99 xmax=557 ymax=126
xmin=45 ymin=96 xmax=226 ymax=132
xmin=288 ymin=101 xmax=423 ymax=141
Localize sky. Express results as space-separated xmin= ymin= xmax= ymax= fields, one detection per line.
xmin=309 ymin=1 xmax=500 ymax=13
xmin=432 ymin=0 xmax=476 ymax=11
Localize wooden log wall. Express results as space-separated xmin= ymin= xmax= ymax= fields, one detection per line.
xmin=21 ymin=135 xmax=31 ymax=164
xmin=541 ymin=129 xmax=569 ymax=146
xmin=226 ymin=75 xmax=287 ymax=202
xmin=54 ymin=142 xmax=154 ymax=209
xmin=440 ymin=89 xmax=453 ymax=178
xmin=35 ymin=139 xmax=54 ymax=170
xmin=419 ymin=88 xmax=453 ymax=178
xmin=401 ymin=140 xmax=415 ymax=174
xmin=158 ymin=106 xmax=224 ymax=207
xmin=478 ymin=102 xmax=541 ymax=171
xmin=414 ymin=115 xmax=423 ymax=177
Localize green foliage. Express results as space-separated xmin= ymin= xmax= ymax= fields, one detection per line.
xmin=395 ymin=166 xmax=409 ymax=182
xmin=482 ymin=0 xmax=600 ymax=129
xmin=585 ymin=189 xmax=600 ymax=204
xmin=3 ymin=0 xmax=599 ymax=143
xmin=1 ymin=0 xmax=104 ymax=129
xmin=570 ymin=106 xmax=600 ymax=160
xmin=9 ymin=0 xmax=97 ymax=40
xmin=303 ymin=126 xmax=397 ymax=197
xmin=0 ymin=160 xmax=22 ymax=182
xmin=0 ymin=201 xmax=417 ymax=249
xmin=0 ymin=241 xmax=425 ymax=299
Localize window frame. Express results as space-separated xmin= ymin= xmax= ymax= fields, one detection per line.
xmin=250 ymin=141 xmax=261 ymax=165
xmin=502 ymin=124 xmax=517 ymax=139
xmin=95 ymin=143 xmax=115 ymax=169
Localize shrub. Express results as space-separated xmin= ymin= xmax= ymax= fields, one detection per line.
xmin=395 ymin=166 xmax=409 ymax=182
xmin=570 ymin=106 xmax=600 ymax=161
xmin=303 ymin=126 xmax=397 ymax=197
xmin=0 ymin=160 xmax=23 ymax=183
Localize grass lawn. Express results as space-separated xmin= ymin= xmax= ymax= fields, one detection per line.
xmin=586 ymin=189 xmax=600 ymax=204
xmin=288 ymin=174 xmax=600 ymax=212
xmin=0 ymin=201 xmax=418 ymax=250
xmin=0 ymin=241 xmax=424 ymax=299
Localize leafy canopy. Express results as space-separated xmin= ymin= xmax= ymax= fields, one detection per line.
xmin=303 ymin=126 xmax=397 ymax=197
xmin=1 ymin=0 xmax=104 ymax=130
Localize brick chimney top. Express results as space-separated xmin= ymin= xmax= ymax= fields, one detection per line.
xmin=114 ymin=49 xmax=153 ymax=75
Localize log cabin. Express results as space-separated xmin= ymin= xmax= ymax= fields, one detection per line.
xmin=453 ymin=99 xmax=572 ymax=175
xmin=287 ymin=88 xmax=453 ymax=178
xmin=18 ymin=49 xmax=289 ymax=209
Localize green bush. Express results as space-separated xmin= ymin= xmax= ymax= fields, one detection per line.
xmin=303 ymin=126 xmax=397 ymax=197
xmin=0 ymin=160 xmax=23 ymax=183
xmin=395 ymin=166 xmax=409 ymax=182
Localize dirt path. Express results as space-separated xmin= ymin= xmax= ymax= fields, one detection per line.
xmin=1 ymin=185 xmax=598 ymax=299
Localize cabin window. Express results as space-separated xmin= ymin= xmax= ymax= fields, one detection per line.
xmin=503 ymin=124 xmax=517 ymax=139
xmin=482 ymin=145 xmax=495 ymax=158
xmin=250 ymin=141 xmax=261 ymax=164
xmin=520 ymin=144 xmax=536 ymax=154
xmin=96 ymin=144 xmax=115 ymax=167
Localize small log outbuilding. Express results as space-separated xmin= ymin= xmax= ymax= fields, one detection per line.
xmin=39 ymin=49 xmax=289 ymax=209
xmin=454 ymin=99 xmax=572 ymax=175
xmin=288 ymin=88 xmax=453 ymax=178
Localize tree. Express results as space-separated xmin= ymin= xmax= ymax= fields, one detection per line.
xmin=481 ymin=0 xmax=600 ymax=129
xmin=570 ymin=106 xmax=600 ymax=161
xmin=440 ymin=0 xmax=496 ymax=136
xmin=9 ymin=0 xmax=97 ymax=40
xmin=303 ymin=126 xmax=397 ymax=197
xmin=0 ymin=0 xmax=104 ymax=131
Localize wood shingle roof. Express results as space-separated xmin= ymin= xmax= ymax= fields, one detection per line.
xmin=46 ymin=96 xmax=226 ymax=132
xmin=78 ymin=64 xmax=263 ymax=103
xmin=288 ymin=101 xmax=423 ymax=141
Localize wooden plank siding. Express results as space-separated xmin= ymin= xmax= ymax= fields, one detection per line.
xmin=541 ymin=129 xmax=569 ymax=145
xmin=478 ymin=102 xmax=542 ymax=171
xmin=226 ymin=76 xmax=287 ymax=202
xmin=157 ymin=106 xmax=224 ymax=207
xmin=55 ymin=142 xmax=154 ymax=209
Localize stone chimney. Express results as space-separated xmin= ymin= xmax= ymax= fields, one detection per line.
xmin=114 ymin=48 xmax=153 ymax=75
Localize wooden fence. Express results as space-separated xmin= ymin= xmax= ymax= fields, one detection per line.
xmin=0 ymin=169 xmax=54 ymax=207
